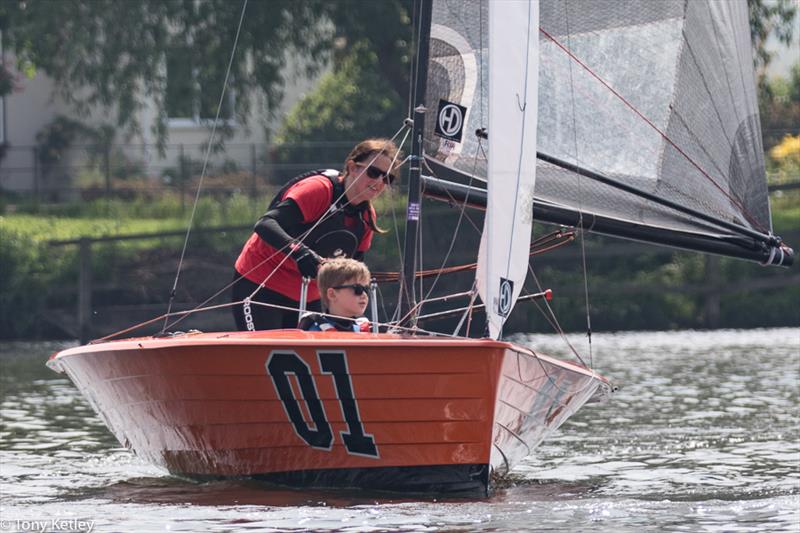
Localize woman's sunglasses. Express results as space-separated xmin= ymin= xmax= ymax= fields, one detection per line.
xmin=356 ymin=163 xmax=395 ymax=185
xmin=332 ymin=283 xmax=371 ymax=296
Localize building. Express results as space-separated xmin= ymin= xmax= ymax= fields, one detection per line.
xmin=0 ymin=35 xmax=323 ymax=199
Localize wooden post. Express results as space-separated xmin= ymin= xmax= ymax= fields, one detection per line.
xmin=179 ymin=144 xmax=186 ymax=213
xmin=250 ymin=143 xmax=257 ymax=198
xmin=78 ymin=238 xmax=92 ymax=344
xmin=104 ymin=143 xmax=111 ymax=201
xmin=33 ymin=146 xmax=40 ymax=206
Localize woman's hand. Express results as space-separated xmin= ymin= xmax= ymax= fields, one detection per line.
xmin=292 ymin=245 xmax=323 ymax=278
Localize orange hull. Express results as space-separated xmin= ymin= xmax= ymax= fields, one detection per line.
xmin=48 ymin=330 xmax=609 ymax=494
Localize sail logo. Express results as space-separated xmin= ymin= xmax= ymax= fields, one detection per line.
xmin=498 ymin=278 xmax=514 ymax=317
xmin=435 ymin=99 xmax=467 ymax=142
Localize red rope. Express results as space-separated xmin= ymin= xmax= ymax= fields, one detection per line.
xmin=539 ymin=27 xmax=769 ymax=234
xmin=372 ymin=230 xmax=575 ymax=283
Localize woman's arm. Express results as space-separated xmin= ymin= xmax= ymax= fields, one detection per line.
xmin=254 ymin=200 xmax=321 ymax=277
xmin=253 ymin=200 xmax=303 ymax=250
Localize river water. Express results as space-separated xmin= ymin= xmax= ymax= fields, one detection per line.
xmin=0 ymin=329 xmax=798 ymax=532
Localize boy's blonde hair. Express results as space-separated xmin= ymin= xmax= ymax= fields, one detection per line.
xmin=317 ymin=258 xmax=371 ymax=309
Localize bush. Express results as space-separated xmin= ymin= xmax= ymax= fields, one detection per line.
xmin=273 ymin=41 xmax=405 ymax=179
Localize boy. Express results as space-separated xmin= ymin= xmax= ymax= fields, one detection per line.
xmin=299 ymin=257 xmax=372 ymax=332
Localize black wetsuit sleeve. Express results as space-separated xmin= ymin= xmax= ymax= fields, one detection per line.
xmin=253 ymin=200 xmax=305 ymax=251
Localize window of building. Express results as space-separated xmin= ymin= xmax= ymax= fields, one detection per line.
xmin=165 ymin=45 xmax=234 ymax=125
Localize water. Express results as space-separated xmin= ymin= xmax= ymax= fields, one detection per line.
xmin=1 ymin=329 xmax=798 ymax=532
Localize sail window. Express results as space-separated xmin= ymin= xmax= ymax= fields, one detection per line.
xmin=538 ymin=18 xmax=684 ymax=184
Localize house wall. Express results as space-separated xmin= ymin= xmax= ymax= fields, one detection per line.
xmin=0 ymin=50 xmax=326 ymax=196
xmin=0 ymin=64 xmax=73 ymax=193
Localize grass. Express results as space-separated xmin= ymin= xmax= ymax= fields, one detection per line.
xmin=771 ymin=195 xmax=800 ymax=234
xmin=1 ymin=214 xmax=189 ymax=243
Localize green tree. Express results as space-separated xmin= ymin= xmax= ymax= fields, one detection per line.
xmin=748 ymin=0 xmax=797 ymax=69
xmin=274 ymin=42 xmax=406 ymax=168
xmin=0 ymin=0 xmax=412 ymax=150
xmin=759 ymin=63 xmax=800 ymax=151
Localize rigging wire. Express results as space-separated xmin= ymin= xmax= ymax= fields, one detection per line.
xmin=538 ymin=26 xmax=770 ymax=234
xmin=162 ymin=0 xmax=249 ymax=334
xmin=498 ymin=0 xmax=536 ymax=341
xmin=562 ymin=0 xmax=593 ymax=365
xmin=526 ymin=259 xmax=587 ymax=366
xmin=165 ymin=124 xmax=410 ymax=332
xmin=416 ymin=140 xmax=485 ymax=305
xmin=240 ymin=130 xmax=409 ymax=301
xmin=385 ymin=179 xmax=405 ymax=323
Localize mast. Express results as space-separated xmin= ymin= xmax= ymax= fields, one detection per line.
xmin=399 ymin=0 xmax=433 ymax=325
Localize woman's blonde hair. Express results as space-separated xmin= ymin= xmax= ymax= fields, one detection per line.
xmin=343 ymin=138 xmax=403 ymax=235
xmin=317 ymin=257 xmax=371 ymax=309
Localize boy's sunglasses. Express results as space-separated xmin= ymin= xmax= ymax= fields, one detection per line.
xmin=356 ymin=163 xmax=395 ymax=185
xmin=332 ymin=283 xmax=371 ymax=296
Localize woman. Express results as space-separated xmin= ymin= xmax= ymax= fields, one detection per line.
xmin=232 ymin=138 xmax=400 ymax=330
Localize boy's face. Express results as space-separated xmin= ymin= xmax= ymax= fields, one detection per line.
xmin=326 ymin=276 xmax=370 ymax=318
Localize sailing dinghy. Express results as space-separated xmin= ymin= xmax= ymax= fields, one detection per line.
xmin=48 ymin=0 xmax=792 ymax=496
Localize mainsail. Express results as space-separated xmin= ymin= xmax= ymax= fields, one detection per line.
xmin=422 ymin=0 xmax=793 ymax=267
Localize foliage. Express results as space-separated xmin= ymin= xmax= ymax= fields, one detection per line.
xmin=35 ymin=116 xmax=96 ymax=165
xmin=0 ymin=205 xmax=250 ymax=338
xmin=34 ymin=116 xmax=118 ymax=196
xmin=4 ymin=191 xmax=260 ymax=226
xmin=759 ymin=63 xmax=800 ymax=151
xmin=0 ymin=0 xmax=412 ymax=150
xmin=2 ymin=195 xmax=798 ymax=338
xmin=748 ymin=0 xmax=798 ymax=69
xmin=274 ymin=42 xmax=406 ymax=167
xmin=768 ymin=134 xmax=800 ymax=185
xmin=0 ymin=225 xmax=48 ymax=337
xmin=0 ymin=64 xmax=16 ymax=96
xmin=323 ymin=0 xmax=413 ymax=99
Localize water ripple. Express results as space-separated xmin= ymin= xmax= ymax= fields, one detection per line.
xmin=1 ymin=330 xmax=798 ymax=531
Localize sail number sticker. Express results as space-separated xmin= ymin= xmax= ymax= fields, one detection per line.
xmin=498 ymin=277 xmax=514 ymax=317
xmin=266 ymin=350 xmax=379 ymax=458
xmin=435 ymin=99 xmax=467 ymax=142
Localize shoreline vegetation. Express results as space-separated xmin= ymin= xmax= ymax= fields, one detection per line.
xmin=1 ymin=191 xmax=797 ymax=340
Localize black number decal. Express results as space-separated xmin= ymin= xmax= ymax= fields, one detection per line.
xmin=319 ymin=351 xmax=379 ymax=458
xmin=266 ymin=350 xmax=378 ymax=457
xmin=266 ymin=352 xmax=333 ymax=450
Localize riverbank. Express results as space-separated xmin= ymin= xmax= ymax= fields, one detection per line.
xmin=1 ymin=195 xmax=798 ymax=340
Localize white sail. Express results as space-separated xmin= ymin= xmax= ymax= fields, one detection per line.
xmin=476 ymin=0 xmax=539 ymax=338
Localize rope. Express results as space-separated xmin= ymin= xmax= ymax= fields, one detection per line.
xmin=539 ymin=26 xmax=769 ymax=234
xmin=162 ymin=0 xmax=249 ymax=334
xmin=164 ymin=124 xmax=411 ymax=332
xmin=562 ymin=0 xmax=593 ymax=365
xmin=371 ymin=230 xmax=574 ymax=282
